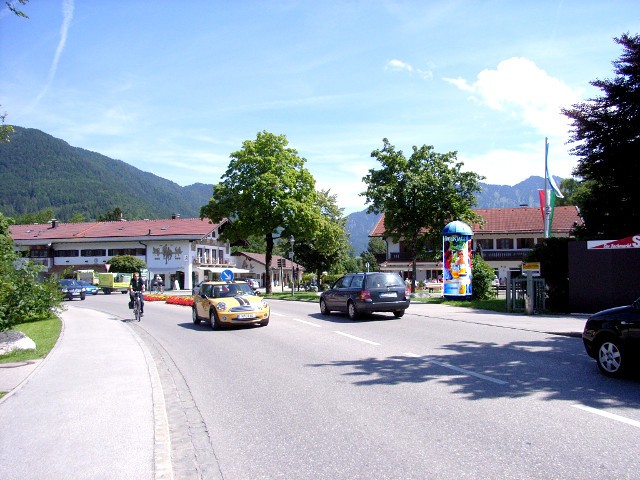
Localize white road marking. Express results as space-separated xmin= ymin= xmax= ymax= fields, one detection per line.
xmin=404 ymin=352 xmax=508 ymax=385
xmin=293 ymin=318 xmax=322 ymax=328
xmin=334 ymin=331 xmax=381 ymax=346
xmin=572 ymin=405 xmax=640 ymax=428
xmin=270 ymin=312 xmax=286 ymax=317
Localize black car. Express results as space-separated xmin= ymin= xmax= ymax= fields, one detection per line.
xmin=319 ymin=272 xmax=410 ymax=320
xmin=58 ymin=279 xmax=86 ymax=301
xmin=582 ymin=297 xmax=640 ymax=378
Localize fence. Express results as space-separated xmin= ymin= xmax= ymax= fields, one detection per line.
xmin=507 ymin=277 xmax=546 ymax=314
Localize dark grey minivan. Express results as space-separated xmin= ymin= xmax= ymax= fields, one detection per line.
xmin=319 ymin=272 xmax=410 ymax=320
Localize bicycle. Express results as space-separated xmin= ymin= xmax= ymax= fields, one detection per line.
xmin=133 ymin=291 xmax=143 ymax=322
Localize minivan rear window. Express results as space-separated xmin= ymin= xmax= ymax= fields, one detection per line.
xmin=366 ymin=273 xmax=405 ymax=288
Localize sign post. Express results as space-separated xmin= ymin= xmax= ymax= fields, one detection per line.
xmin=521 ymin=262 xmax=540 ymax=315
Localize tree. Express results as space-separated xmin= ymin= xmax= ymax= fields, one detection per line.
xmin=362 ymin=139 xmax=484 ymax=292
xmin=98 ymin=207 xmax=124 ymax=222
xmin=525 ymin=238 xmax=570 ymax=313
xmin=108 ymin=255 xmax=146 ymax=274
xmin=562 ymin=33 xmax=640 ymax=239
xmin=0 ymin=212 xmax=61 ymax=332
xmin=291 ymin=189 xmax=351 ymax=283
xmin=200 ymin=131 xmax=318 ymax=294
xmin=0 ymin=109 xmax=13 ymax=144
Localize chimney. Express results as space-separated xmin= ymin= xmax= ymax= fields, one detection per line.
xmin=172 ymin=213 xmax=180 ymax=220
xmin=50 ymin=218 xmax=57 ymax=228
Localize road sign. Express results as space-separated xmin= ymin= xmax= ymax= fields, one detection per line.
xmin=522 ymin=262 xmax=541 ymax=276
xmin=221 ymin=269 xmax=234 ymax=282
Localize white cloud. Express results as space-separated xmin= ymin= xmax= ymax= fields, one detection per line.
xmin=444 ymin=57 xmax=583 ymax=137
xmin=386 ymin=59 xmax=433 ymax=80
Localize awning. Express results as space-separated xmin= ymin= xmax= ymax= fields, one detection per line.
xmin=196 ymin=267 xmax=250 ymax=274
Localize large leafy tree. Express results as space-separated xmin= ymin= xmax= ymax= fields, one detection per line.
xmin=200 ymin=131 xmax=318 ymax=293
xmin=108 ymin=255 xmax=146 ymax=274
xmin=562 ymin=33 xmax=640 ymax=239
xmin=362 ymin=139 xmax=483 ymax=291
xmin=290 ymin=189 xmax=351 ymax=283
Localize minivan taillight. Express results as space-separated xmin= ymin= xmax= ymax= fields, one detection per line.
xmin=360 ymin=289 xmax=372 ymax=301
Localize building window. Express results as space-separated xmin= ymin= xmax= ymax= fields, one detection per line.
xmin=81 ymin=249 xmax=107 ymax=257
xmin=496 ymin=238 xmax=513 ymax=249
xmin=516 ymin=238 xmax=534 ymax=249
xmin=108 ymin=248 xmax=145 ymax=256
xmin=54 ymin=250 xmax=79 ymax=257
xmin=475 ymin=239 xmax=493 ymax=250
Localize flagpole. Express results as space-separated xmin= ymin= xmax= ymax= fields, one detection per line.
xmin=544 ymin=138 xmax=551 ymax=238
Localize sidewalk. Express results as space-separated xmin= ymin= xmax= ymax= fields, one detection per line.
xmin=406 ymin=301 xmax=588 ymax=336
xmin=0 ymin=305 xmax=165 ymax=480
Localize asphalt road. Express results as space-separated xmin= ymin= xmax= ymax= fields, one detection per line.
xmin=83 ymin=295 xmax=640 ymax=479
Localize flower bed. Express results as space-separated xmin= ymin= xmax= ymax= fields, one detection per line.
xmin=166 ymin=296 xmax=194 ymax=307
xmin=144 ymin=294 xmax=168 ymax=302
xmin=143 ymin=293 xmax=193 ymax=307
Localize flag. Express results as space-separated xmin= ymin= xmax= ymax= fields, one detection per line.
xmin=541 ymin=138 xmax=564 ymax=238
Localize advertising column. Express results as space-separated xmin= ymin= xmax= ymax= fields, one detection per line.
xmin=442 ymin=220 xmax=473 ymax=299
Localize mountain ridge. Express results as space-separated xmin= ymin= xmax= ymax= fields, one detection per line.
xmin=1 ymin=126 xmax=558 ymax=254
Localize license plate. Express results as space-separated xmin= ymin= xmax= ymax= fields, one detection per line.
xmin=380 ymin=292 xmax=397 ymax=298
xmin=237 ymin=314 xmax=256 ymax=319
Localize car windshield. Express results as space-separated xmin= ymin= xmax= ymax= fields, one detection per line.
xmin=212 ymin=283 xmax=255 ymax=298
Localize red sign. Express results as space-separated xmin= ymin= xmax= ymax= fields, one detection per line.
xmin=588 ymin=234 xmax=640 ymax=249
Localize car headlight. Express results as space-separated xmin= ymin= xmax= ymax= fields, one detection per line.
xmin=261 ymin=300 xmax=268 ymax=308
xmin=215 ymin=301 xmax=227 ymax=311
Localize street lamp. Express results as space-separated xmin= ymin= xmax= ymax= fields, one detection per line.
xmin=289 ymin=235 xmax=295 ymax=296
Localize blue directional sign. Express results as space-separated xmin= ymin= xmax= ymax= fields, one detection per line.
xmin=220 ymin=269 xmax=234 ymax=282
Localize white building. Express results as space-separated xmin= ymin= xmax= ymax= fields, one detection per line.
xmin=9 ymin=216 xmax=240 ymax=291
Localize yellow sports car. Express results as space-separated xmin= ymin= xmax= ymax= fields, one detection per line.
xmin=192 ymin=281 xmax=270 ymax=329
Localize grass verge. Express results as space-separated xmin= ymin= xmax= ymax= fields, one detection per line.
xmin=0 ymin=314 xmax=62 ymax=364
xmin=265 ymin=290 xmax=508 ymax=313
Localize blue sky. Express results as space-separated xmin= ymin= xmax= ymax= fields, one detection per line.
xmin=2 ymin=1 xmax=639 ymax=214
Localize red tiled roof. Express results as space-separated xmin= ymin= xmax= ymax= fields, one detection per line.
xmin=10 ymin=217 xmax=224 ymax=242
xmin=233 ymin=251 xmax=303 ymax=270
xmin=370 ymin=206 xmax=582 ymax=237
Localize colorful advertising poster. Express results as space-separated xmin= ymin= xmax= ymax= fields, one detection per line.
xmin=442 ymin=221 xmax=473 ymax=298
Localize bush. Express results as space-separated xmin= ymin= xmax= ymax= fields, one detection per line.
xmin=1 ymin=213 xmax=63 ymax=332
xmin=471 ymin=254 xmax=496 ymax=300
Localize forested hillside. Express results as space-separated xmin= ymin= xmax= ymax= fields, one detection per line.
xmin=1 ymin=127 xmax=562 ymax=254
xmin=0 ymin=127 xmax=211 ymax=221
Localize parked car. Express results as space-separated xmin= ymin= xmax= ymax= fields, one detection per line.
xmin=77 ymin=280 xmax=99 ymax=295
xmin=192 ymin=281 xmax=270 ymax=329
xmin=582 ymin=297 xmax=640 ymax=378
xmin=244 ymin=278 xmax=260 ymax=290
xmin=58 ymin=279 xmax=86 ymax=301
xmin=319 ymin=272 xmax=410 ymax=320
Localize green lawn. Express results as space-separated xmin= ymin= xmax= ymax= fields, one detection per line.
xmin=264 ymin=290 xmax=507 ymax=312
xmin=0 ymin=314 xmax=62 ymax=364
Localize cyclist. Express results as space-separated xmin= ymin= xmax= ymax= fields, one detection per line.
xmin=128 ymin=271 xmax=146 ymax=317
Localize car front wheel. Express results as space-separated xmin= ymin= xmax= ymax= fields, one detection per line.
xmin=192 ymin=307 xmax=200 ymax=324
xmin=210 ymin=309 xmax=222 ymax=330
xmin=597 ymin=338 xmax=625 ymax=377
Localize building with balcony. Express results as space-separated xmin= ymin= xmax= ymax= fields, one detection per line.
xmin=9 ymin=217 xmax=237 ymax=291
xmin=370 ymin=206 xmax=583 ymax=283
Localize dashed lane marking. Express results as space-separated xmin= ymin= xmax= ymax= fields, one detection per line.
xmin=293 ymin=318 xmax=322 ymax=328
xmin=404 ymin=352 xmax=508 ymax=385
xmin=572 ymin=404 xmax=640 ymax=428
xmin=334 ymin=331 xmax=381 ymax=346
